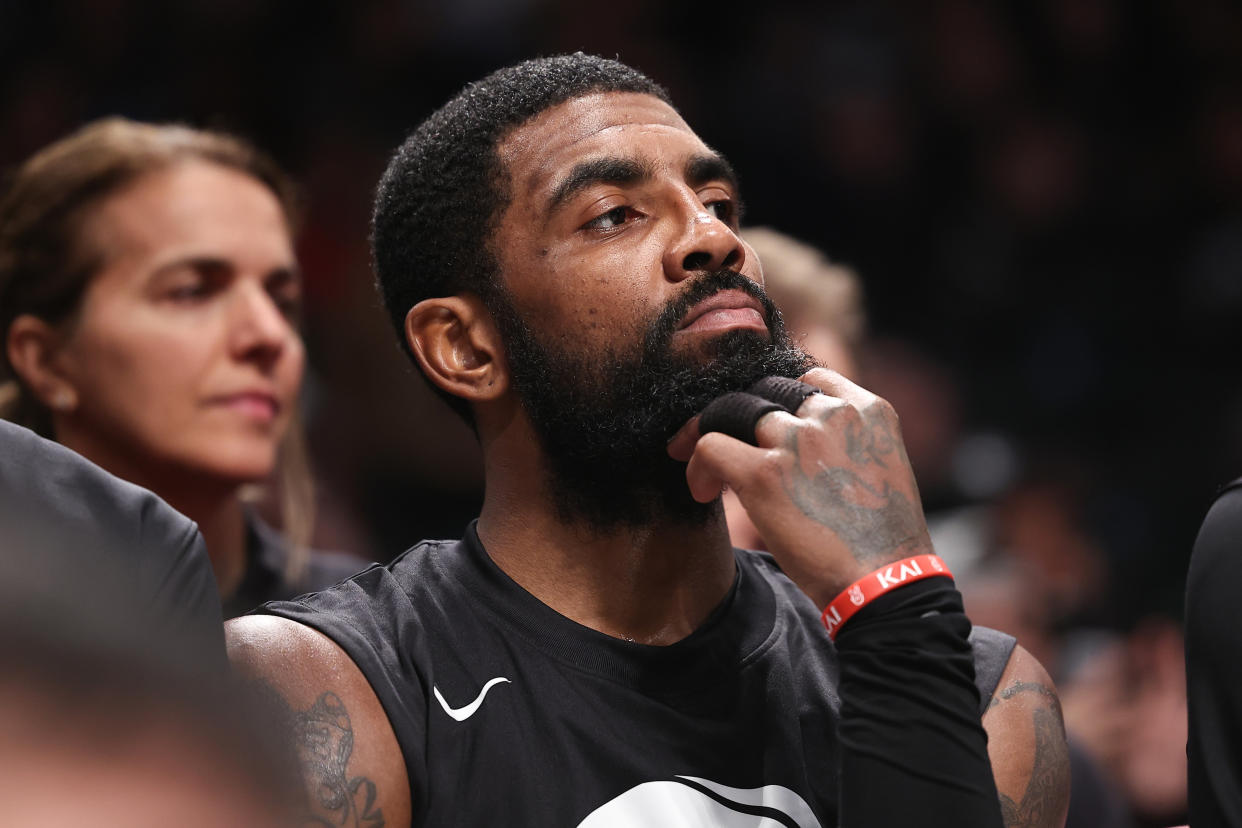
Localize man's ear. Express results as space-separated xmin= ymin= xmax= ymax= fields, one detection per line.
xmin=5 ymin=314 xmax=79 ymax=412
xmin=405 ymin=295 xmax=507 ymax=404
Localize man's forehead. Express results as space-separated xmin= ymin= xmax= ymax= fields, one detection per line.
xmin=498 ymin=91 xmax=705 ymax=195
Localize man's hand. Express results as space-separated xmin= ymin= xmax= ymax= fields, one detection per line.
xmin=668 ymin=367 xmax=932 ymax=608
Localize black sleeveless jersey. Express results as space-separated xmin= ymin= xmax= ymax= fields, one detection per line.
xmin=261 ymin=522 xmax=1015 ymax=827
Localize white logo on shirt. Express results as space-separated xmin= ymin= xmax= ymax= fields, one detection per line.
xmin=433 ymin=677 xmax=511 ymax=722
xmin=577 ymin=776 xmax=822 ymax=827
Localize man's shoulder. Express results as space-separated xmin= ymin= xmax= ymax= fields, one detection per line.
xmin=734 ymin=545 xmax=804 ymax=598
xmin=224 ymin=613 xmax=414 ymax=826
xmin=226 ymin=613 xmax=345 ymax=665
xmin=253 ymin=535 xmax=473 ymax=656
xmin=969 ymin=624 xmax=1018 ymax=707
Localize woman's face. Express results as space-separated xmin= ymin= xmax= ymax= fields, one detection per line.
xmin=51 ymin=160 xmax=305 ymax=488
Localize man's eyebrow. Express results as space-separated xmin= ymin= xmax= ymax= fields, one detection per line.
xmin=685 ymin=153 xmax=740 ymax=192
xmin=546 ymin=157 xmax=655 ymax=216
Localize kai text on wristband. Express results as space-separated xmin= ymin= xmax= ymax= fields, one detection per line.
xmin=821 ymin=554 xmax=953 ymax=641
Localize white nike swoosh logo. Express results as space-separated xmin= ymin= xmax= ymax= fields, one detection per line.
xmin=433 ymin=677 xmax=511 ymax=722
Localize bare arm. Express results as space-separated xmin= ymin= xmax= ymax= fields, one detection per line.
xmin=226 ymin=615 xmax=411 ymax=828
xmin=983 ymin=645 xmax=1072 ymax=828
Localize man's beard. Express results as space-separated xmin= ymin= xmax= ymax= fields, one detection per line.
xmin=489 ymin=270 xmax=816 ymax=532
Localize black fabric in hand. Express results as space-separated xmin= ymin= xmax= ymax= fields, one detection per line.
xmin=697 ymin=392 xmax=785 ymax=446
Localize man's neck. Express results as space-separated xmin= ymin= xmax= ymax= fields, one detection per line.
xmin=476 ymin=488 xmax=736 ymax=646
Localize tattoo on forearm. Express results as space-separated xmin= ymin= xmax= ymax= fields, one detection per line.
xmin=269 ymin=689 xmax=385 ymax=827
xmin=991 ymin=683 xmax=1070 ymax=828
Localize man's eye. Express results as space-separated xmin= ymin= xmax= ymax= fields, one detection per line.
xmin=584 ymin=206 xmax=633 ymax=230
xmin=706 ymin=200 xmax=735 ymax=223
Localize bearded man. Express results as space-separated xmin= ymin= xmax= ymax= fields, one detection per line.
xmin=227 ymin=53 xmax=1069 ymax=828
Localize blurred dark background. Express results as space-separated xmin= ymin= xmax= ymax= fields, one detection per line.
xmin=4 ymin=0 xmax=1241 ymax=648
xmin=6 ymin=1 xmax=1238 ymax=821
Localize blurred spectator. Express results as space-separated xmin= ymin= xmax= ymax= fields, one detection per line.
xmin=947 ymin=470 xmax=1188 ymax=828
xmin=1058 ymin=617 xmax=1186 ymax=827
xmin=0 ymin=573 xmax=300 ymax=827
xmin=0 ymin=118 xmax=362 ymax=618
xmin=858 ymin=336 xmax=970 ymax=513
xmin=744 ymin=225 xmax=867 ymax=379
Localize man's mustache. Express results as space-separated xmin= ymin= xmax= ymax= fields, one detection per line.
xmin=646 ymin=270 xmax=779 ymax=350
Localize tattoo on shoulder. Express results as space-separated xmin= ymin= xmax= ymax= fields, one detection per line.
xmin=991 ymin=681 xmax=1070 ymax=828
xmin=988 ymin=680 xmax=1061 ymax=712
xmin=265 ymin=687 xmax=386 ymax=828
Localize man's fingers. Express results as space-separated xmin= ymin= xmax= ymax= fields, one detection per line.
xmin=798 ymin=366 xmax=877 ymax=409
xmin=684 ymin=410 xmax=804 ymax=502
xmin=747 ymin=376 xmax=821 ymax=413
xmin=667 ymin=375 xmax=827 ymax=462
xmin=697 ymin=392 xmax=785 ymax=446
xmin=666 ymin=416 xmax=701 ymax=462
xmin=684 ymin=431 xmax=754 ymax=502
xmin=770 ymin=390 xmax=851 ymax=437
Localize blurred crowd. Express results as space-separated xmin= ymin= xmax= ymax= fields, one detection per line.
xmin=5 ymin=1 xmax=1242 ymax=825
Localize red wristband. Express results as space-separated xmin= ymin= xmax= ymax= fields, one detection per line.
xmin=821 ymin=554 xmax=953 ymax=641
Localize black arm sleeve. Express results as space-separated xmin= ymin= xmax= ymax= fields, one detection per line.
xmin=835 ymin=576 xmax=1004 ymax=828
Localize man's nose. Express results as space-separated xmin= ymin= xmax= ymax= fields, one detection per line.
xmin=663 ymin=208 xmax=744 ymax=281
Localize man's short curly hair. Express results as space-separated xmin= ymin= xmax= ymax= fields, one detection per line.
xmin=371 ymin=53 xmax=672 ymax=370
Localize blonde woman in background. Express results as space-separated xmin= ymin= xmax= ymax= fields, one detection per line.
xmin=742 ymin=227 xmax=866 ymax=380
xmin=722 ymin=226 xmax=866 ymax=551
xmin=0 ymin=118 xmax=360 ymax=617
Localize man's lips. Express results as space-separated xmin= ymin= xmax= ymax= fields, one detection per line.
xmin=676 ymin=289 xmax=768 ymax=334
